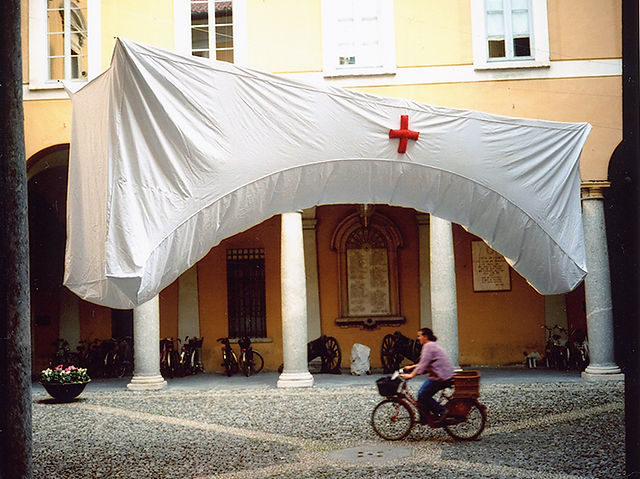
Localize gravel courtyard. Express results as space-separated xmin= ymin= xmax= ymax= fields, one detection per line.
xmin=32 ymin=372 xmax=625 ymax=479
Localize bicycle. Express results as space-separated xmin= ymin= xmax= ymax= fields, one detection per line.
xmin=179 ymin=336 xmax=204 ymax=376
xmin=238 ymin=336 xmax=264 ymax=377
xmin=218 ymin=337 xmax=239 ymax=376
xmin=543 ymin=325 xmax=569 ymax=370
xmin=371 ymin=369 xmax=487 ymax=441
xmin=160 ymin=337 xmax=180 ymax=378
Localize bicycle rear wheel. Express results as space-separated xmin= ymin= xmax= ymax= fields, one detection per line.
xmin=371 ymin=398 xmax=414 ymax=441
xmin=444 ymin=399 xmax=487 ymax=441
xmin=249 ymin=351 xmax=264 ymax=375
xmin=242 ymin=351 xmax=264 ymax=376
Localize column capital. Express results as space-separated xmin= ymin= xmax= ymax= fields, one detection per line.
xmin=581 ymin=181 xmax=611 ymax=200
xmin=415 ymin=212 xmax=429 ymax=226
xmin=302 ymin=218 xmax=318 ymax=230
xmin=301 ymin=206 xmax=317 ymax=219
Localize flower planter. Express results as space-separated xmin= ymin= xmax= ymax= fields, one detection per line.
xmin=41 ymin=381 xmax=90 ymax=402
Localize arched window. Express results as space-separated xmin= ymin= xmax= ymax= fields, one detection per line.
xmin=331 ymin=206 xmax=404 ymax=328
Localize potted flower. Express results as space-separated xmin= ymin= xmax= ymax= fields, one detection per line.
xmin=40 ymin=365 xmax=91 ymax=402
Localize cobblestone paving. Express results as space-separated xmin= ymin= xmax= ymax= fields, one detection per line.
xmin=32 ymin=379 xmax=624 ymax=478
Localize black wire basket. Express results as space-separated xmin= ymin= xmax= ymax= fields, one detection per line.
xmin=376 ymin=376 xmax=401 ymax=396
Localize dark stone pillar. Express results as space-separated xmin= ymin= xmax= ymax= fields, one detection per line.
xmin=0 ymin=1 xmax=33 ymax=478
xmin=605 ymin=1 xmax=640 ymax=477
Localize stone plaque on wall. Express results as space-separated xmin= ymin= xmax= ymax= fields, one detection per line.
xmin=472 ymin=240 xmax=511 ymax=292
xmin=346 ymin=247 xmax=391 ymax=315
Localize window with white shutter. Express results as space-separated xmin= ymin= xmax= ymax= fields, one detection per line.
xmin=322 ymin=0 xmax=395 ymax=77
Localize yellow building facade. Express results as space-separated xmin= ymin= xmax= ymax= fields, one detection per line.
xmin=22 ymin=1 xmax=621 ymax=376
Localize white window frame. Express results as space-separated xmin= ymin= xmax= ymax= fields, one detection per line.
xmin=321 ymin=0 xmax=396 ymax=77
xmin=471 ymin=0 xmax=549 ymax=70
xmin=28 ymin=0 xmax=101 ymax=90
xmin=174 ymin=0 xmax=248 ymax=67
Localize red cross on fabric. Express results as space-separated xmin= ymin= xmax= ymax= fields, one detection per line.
xmin=389 ymin=115 xmax=419 ymax=153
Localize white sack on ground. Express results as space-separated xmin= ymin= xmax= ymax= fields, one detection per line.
xmin=351 ymin=343 xmax=371 ymax=376
xmin=64 ymin=39 xmax=592 ymax=308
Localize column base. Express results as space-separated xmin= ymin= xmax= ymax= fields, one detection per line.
xmin=582 ymin=365 xmax=624 ymax=382
xmin=277 ymin=371 xmax=314 ymax=388
xmin=127 ymin=375 xmax=168 ymax=391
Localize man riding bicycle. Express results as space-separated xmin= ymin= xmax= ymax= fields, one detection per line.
xmin=401 ymin=327 xmax=454 ymax=424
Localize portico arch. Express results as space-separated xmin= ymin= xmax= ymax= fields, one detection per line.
xmin=26 ymin=144 xmax=130 ymax=374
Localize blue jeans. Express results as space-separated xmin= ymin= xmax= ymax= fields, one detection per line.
xmin=417 ymin=377 xmax=449 ymax=421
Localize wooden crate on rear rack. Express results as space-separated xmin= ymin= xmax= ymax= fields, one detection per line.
xmin=453 ymin=370 xmax=481 ymax=398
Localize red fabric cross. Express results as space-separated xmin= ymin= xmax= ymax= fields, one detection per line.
xmin=389 ymin=115 xmax=419 ymax=153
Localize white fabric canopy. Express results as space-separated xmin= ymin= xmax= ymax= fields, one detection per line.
xmin=64 ymin=39 xmax=591 ymax=309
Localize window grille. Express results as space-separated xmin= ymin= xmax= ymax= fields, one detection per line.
xmin=226 ymin=248 xmax=266 ymax=338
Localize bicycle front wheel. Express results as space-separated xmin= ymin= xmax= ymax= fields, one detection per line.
xmin=371 ymin=398 xmax=414 ymax=441
xmin=444 ymin=399 xmax=487 ymax=441
xmin=223 ymin=350 xmax=234 ymax=377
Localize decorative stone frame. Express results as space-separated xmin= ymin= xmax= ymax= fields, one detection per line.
xmin=330 ymin=209 xmax=404 ymax=328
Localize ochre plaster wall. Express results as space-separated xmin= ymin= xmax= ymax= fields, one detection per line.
xmin=197 ymin=216 xmax=282 ymax=373
xmin=547 ymin=0 xmax=621 ymax=60
xmin=315 ymin=204 xmax=422 ymax=369
xmin=395 ymin=0 xmax=472 ymax=67
xmin=23 ymin=100 xmax=72 ymax=161
xmin=453 ymin=225 xmax=545 ymax=365
xmin=247 ymin=0 xmax=322 ymax=73
xmin=100 ymin=0 xmax=175 ymax=71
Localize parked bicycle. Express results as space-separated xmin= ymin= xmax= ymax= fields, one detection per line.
xmin=371 ymin=369 xmax=487 ymax=441
xmin=179 ymin=336 xmax=204 ymax=376
xmin=544 ymin=325 xmax=569 ymax=370
xmin=567 ymin=328 xmax=589 ymax=371
xmin=160 ymin=337 xmax=180 ymax=378
xmin=76 ymin=338 xmax=104 ymax=377
xmin=238 ymin=336 xmax=264 ymax=377
xmin=218 ymin=337 xmax=239 ymax=376
xmin=111 ymin=336 xmax=134 ymax=378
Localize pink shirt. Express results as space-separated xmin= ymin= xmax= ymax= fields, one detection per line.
xmin=414 ymin=341 xmax=454 ymax=381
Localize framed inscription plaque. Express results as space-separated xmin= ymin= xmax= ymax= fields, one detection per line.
xmin=331 ymin=208 xmax=405 ymax=328
xmin=472 ymin=240 xmax=511 ymax=292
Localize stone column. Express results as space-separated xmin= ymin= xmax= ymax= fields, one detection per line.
xmin=0 ymin=2 xmax=32 ymax=475
xmin=581 ymin=182 xmax=624 ymax=381
xmin=278 ymin=212 xmax=314 ymax=388
xmin=429 ymin=215 xmax=461 ymax=369
xmin=127 ymin=296 xmax=167 ymax=390
xmin=302 ymin=208 xmax=322 ymax=341
xmin=417 ymin=213 xmax=432 ymax=329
